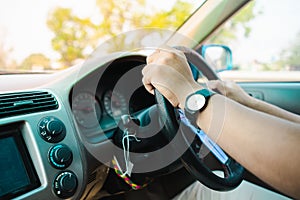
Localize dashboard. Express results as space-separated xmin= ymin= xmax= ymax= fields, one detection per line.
xmin=70 ymin=56 xmax=155 ymax=143
xmin=0 ymin=50 xmax=290 ymax=200
xmin=0 ymin=53 xmax=154 ymax=199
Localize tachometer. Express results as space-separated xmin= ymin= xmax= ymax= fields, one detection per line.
xmin=103 ymin=90 xmax=128 ymax=120
xmin=72 ymin=92 xmax=102 ymax=129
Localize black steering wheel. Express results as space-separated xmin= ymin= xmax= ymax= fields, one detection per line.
xmin=155 ymin=46 xmax=244 ymax=191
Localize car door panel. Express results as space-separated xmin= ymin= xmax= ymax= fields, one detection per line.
xmin=238 ymin=82 xmax=300 ymax=115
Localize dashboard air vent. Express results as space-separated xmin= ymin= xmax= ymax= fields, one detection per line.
xmin=0 ymin=91 xmax=59 ymax=118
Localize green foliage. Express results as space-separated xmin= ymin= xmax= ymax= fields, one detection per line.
xmin=21 ymin=53 xmax=51 ymax=70
xmin=144 ymin=1 xmax=193 ymax=28
xmin=208 ymin=1 xmax=258 ymax=44
xmin=278 ymin=32 xmax=300 ymax=70
xmin=47 ymin=8 xmax=99 ymax=67
xmin=47 ymin=0 xmax=193 ymax=67
xmin=96 ymin=0 xmax=145 ymax=36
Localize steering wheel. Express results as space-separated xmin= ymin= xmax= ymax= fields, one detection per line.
xmin=155 ymin=46 xmax=244 ymax=191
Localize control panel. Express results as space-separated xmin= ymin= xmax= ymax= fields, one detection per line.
xmin=38 ymin=116 xmax=66 ymax=143
xmin=36 ymin=116 xmax=81 ymax=198
xmin=48 ymin=144 xmax=73 ymax=169
xmin=0 ymin=91 xmax=84 ymax=200
xmin=53 ymin=171 xmax=78 ymax=198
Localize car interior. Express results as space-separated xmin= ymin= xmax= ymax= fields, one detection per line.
xmin=0 ymin=0 xmax=299 ymax=199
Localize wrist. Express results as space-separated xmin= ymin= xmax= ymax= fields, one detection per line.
xmin=184 ymin=88 xmax=216 ymax=127
xmin=178 ymin=81 xmax=203 ymax=109
xmin=244 ymin=95 xmax=260 ymax=109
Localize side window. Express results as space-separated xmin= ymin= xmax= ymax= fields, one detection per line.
xmin=206 ymin=0 xmax=300 ymax=81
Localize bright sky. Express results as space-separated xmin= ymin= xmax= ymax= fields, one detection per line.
xmin=230 ymin=0 xmax=300 ymax=64
xmin=0 ymin=0 xmax=101 ymax=62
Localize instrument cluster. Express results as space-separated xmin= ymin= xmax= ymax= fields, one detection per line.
xmin=72 ymin=89 xmax=129 ymax=131
xmin=70 ymin=56 xmax=155 ymax=140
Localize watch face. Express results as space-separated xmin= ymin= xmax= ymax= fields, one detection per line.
xmin=187 ymin=94 xmax=206 ymax=111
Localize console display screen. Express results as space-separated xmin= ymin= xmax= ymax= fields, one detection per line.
xmin=0 ymin=127 xmax=40 ymax=199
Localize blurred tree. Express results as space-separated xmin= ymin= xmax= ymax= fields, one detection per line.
xmin=96 ymin=0 xmax=193 ymax=51
xmin=0 ymin=42 xmax=8 ymax=69
xmin=208 ymin=1 xmax=259 ymax=44
xmin=96 ymin=0 xmax=192 ymax=33
xmin=144 ymin=0 xmax=193 ymax=28
xmin=47 ymin=8 xmax=99 ymax=68
xmin=47 ymin=0 xmax=193 ymax=67
xmin=278 ymin=32 xmax=300 ymax=70
xmin=0 ymin=38 xmax=14 ymax=71
xmin=21 ymin=53 xmax=51 ymax=70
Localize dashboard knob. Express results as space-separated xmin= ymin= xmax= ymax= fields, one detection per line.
xmin=53 ymin=171 xmax=78 ymax=198
xmin=46 ymin=119 xmax=63 ymax=136
xmin=48 ymin=144 xmax=73 ymax=169
xmin=38 ymin=116 xmax=66 ymax=143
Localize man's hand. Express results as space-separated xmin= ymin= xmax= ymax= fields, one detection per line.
xmin=208 ymin=80 xmax=254 ymax=107
xmin=142 ymin=47 xmax=202 ymax=109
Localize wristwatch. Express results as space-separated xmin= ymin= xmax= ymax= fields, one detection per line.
xmin=184 ymin=89 xmax=215 ymax=127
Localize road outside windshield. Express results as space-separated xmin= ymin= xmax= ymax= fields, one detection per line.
xmin=0 ymin=0 xmax=202 ymax=73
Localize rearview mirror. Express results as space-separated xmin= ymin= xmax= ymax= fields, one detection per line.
xmin=200 ymin=44 xmax=233 ymax=72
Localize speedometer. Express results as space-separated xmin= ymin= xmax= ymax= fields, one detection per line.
xmin=72 ymin=92 xmax=102 ymax=129
xmin=103 ymin=90 xmax=128 ymax=120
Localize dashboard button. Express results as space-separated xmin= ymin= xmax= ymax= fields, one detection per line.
xmin=38 ymin=116 xmax=66 ymax=143
xmin=48 ymin=144 xmax=73 ymax=169
xmin=53 ymin=171 xmax=78 ymax=198
xmin=47 ymin=119 xmax=63 ymax=135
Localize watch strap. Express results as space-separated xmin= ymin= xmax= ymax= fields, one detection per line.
xmin=184 ymin=89 xmax=215 ymax=127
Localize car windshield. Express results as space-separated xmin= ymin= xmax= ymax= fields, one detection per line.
xmin=0 ymin=0 xmax=204 ymax=73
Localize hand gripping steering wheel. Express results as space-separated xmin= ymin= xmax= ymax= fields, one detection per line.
xmin=154 ymin=46 xmax=244 ymax=191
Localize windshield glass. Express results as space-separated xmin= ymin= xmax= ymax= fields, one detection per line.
xmin=0 ymin=0 xmax=203 ymax=73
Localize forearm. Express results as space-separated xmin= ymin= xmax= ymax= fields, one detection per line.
xmin=207 ymin=80 xmax=300 ymax=124
xmin=197 ymin=94 xmax=300 ymax=199
xmin=245 ymin=97 xmax=300 ymax=124
xmin=143 ymin=48 xmax=300 ymax=198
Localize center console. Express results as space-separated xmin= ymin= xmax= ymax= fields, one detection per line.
xmin=0 ymin=125 xmax=40 ymax=199
xmin=0 ymin=91 xmax=84 ymax=200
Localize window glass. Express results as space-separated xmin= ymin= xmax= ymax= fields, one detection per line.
xmin=206 ymin=0 xmax=300 ymax=81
